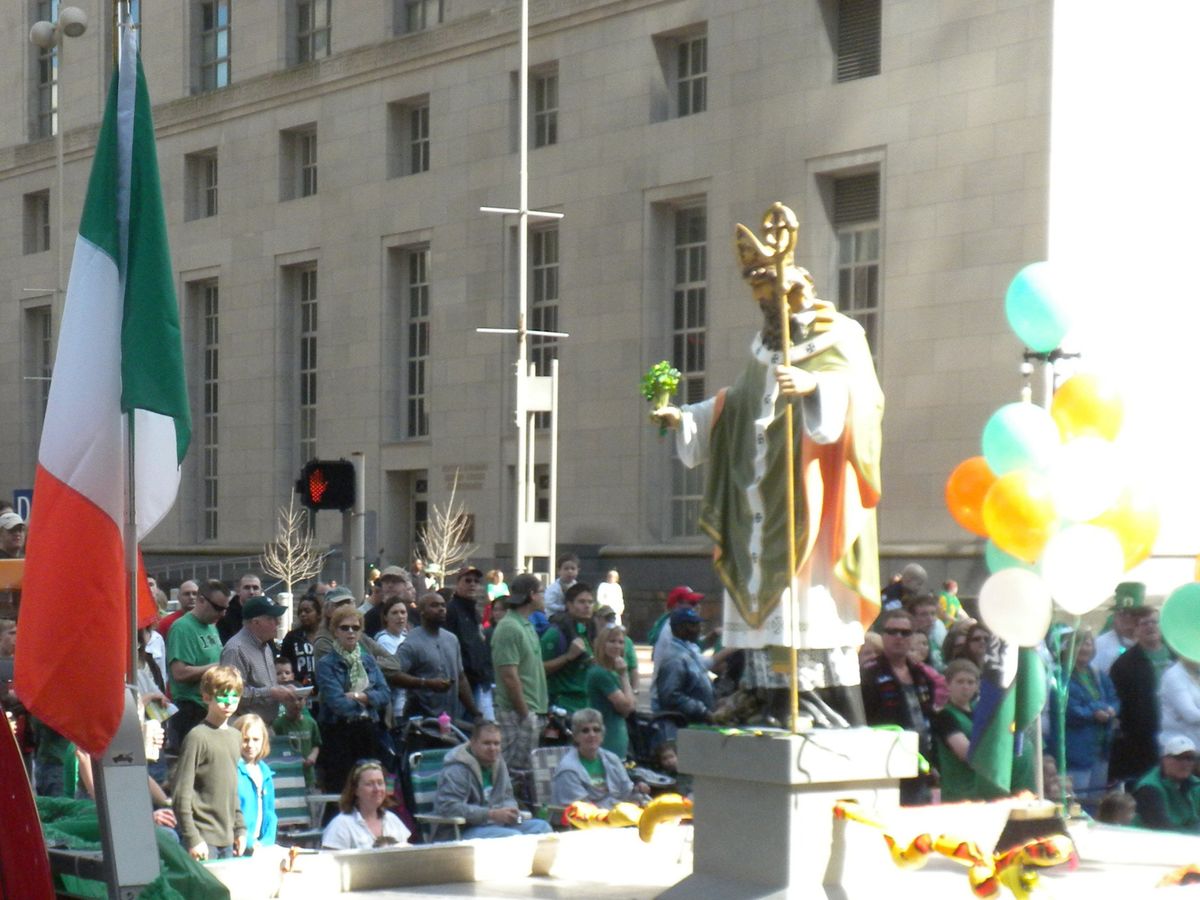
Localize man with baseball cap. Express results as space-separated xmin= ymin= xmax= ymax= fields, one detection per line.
xmin=364 ymin=565 xmax=413 ymax=636
xmin=491 ymin=574 xmax=549 ymax=771
xmin=653 ymin=606 xmax=715 ymax=726
xmin=445 ymin=566 xmax=495 ymax=719
xmin=220 ymin=595 xmax=297 ymax=724
xmin=1133 ymin=735 xmax=1200 ymax=831
xmin=0 ymin=511 xmax=25 ymax=559
xmin=650 ymin=586 xmax=703 ymax=664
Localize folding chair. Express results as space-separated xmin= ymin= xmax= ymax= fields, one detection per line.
xmin=268 ymin=749 xmax=323 ymax=847
xmin=529 ymin=745 xmax=571 ymax=828
xmin=407 ymin=746 xmax=465 ymax=843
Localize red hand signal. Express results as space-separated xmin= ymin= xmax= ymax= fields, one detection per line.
xmin=308 ymin=468 xmax=329 ymax=503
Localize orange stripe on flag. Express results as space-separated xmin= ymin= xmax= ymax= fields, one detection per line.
xmin=14 ymin=466 xmax=130 ymax=756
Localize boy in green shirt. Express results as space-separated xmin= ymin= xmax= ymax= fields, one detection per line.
xmin=541 ymin=583 xmax=596 ymax=713
xmin=932 ymin=659 xmax=980 ymax=802
xmin=271 ymin=659 xmax=321 ymax=788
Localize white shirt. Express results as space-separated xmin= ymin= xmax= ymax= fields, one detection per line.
xmin=1093 ymin=629 xmax=1133 ymax=677
xmin=145 ymin=629 xmax=167 ymax=685
xmin=596 ymin=582 xmax=625 ymax=618
xmin=321 ymin=808 xmax=410 ymax=850
xmin=375 ymin=631 xmax=409 ymax=717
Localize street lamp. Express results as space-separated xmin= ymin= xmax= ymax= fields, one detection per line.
xmin=29 ymin=6 xmax=89 ymax=322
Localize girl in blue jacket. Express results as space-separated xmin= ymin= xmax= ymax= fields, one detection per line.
xmin=236 ymin=714 xmax=277 ymax=852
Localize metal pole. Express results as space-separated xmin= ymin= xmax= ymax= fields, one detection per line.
xmin=351 ymin=452 xmax=366 ymax=602
xmin=512 ymin=0 xmax=530 ymax=575
xmin=548 ymin=358 xmax=559 ymax=577
xmin=55 ymin=38 xmax=66 ymax=332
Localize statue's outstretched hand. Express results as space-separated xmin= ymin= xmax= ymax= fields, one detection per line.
xmin=652 ymin=406 xmax=682 ymax=430
xmin=775 ymin=365 xmax=817 ymax=396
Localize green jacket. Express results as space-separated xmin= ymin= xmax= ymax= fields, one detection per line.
xmin=1133 ymin=766 xmax=1200 ymax=832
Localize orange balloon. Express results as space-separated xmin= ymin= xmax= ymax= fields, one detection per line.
xmin=1089 ymin=483 xmax=1159 ymax=569
xmin=1051 ymin=373 xmax=1124 ymax=441
xmin=982 ymin=469 xmax=1057 ymax=563
xmin=945 ymin=456 xmax=996 ymax=537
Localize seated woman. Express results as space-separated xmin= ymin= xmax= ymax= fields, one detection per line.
xmin=321 ymin=759 xmax=411 ymax=849
xmin=551 ymin=708 xmax=650 ymax=810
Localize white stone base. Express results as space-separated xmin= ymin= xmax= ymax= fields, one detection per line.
xmin=660 ymin=727 xmax=919 ymax=899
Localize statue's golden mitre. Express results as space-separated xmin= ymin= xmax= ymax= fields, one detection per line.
xmin=735 ymin=202 xmax=817 ymax=310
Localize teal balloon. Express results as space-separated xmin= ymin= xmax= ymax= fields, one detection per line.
xmin=981 ymin=402 xmax=1060 ymax=476
xmin=986 ymin=539 xmax=1037 ymax=574
xmin=1005 ymin=262 xmax=1073 ymax=352
xmin=1161 ymin=583 xmax=1200 ymax=661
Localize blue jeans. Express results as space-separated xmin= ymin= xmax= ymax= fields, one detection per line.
xmin=462 ymin=819 xmax=553 ymax=840
xmin=208 ymin=844 xmax=234 ymax=859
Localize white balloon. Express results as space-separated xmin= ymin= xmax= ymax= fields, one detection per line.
xmin=1040 ymin=524 xmax=1125 ymax=615
xmin=1048 ymin=437 xmax=1121 ymax=522
xmin=978 ymin=568 xmax=1054 ymax=647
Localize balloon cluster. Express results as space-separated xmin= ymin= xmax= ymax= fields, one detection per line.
xmin=944 ymin=266 xmax=1159 ymax=645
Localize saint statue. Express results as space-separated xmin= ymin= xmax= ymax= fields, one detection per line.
xmin=654 ymin=203 xmax=884 ymax=725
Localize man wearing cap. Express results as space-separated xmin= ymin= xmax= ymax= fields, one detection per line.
xmin=220 ymin=595 xmax=297 ymax=725
xmin=651 ymin=586 xmax=703 ymax=665
xmin=491 ymin=574 xmax=549 ymax=771
xmin=1094 ymin=582 xmax=1144 ymax=676
xmin=1132 ymin=735 xmax=1200 ymax=832
xmin=445 ymin=566 xmax=495 ymax=719
xmin=364 ymin=566 xmax=413 ymax=637
xmin=654 ymin=607 xmax=716 ymax=725
xmin=0 ymin=511 xmax=26 ymax=559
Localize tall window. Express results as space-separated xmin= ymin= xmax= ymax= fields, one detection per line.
xmin=295 ymin=0 xmax=331 ymax=63
xmin=23 ymin=190 xmax=51 ymax=254
xmin=410 ymin=104 xmax=430 ymax=174
xmin=198 ymin=0 xmax=231 ymax=91
xmin=400 ymin=0 xmax=442 ymax=33
xmin=282 ymin=126 xmax=318 ymax=199
xmin=297 ymin=266 xmax=318 ymax=464
xmin=185 ymin=149 xmax=218 ymax=220
xmin=676 ymin=34 xmax=707 ymax=117
xmin=405 ymin=249 xmax=431 ymax=438
xmin=198 ymin=281 xmax=219 ymax=540
xmin=670 ymin=206 xmax=706 ymax=537
xmin=532 ymin=69 xmax=558 ymax=148
xmin=833 ymin=172 xmax=881 ymax=358
xmin=32 ymin=0 xmax=57 ymax=138
xmin=836 ymin=0 xmax=881 ymax=82
xmin=25 ymin=306 xmax=53 ymax=433
xmin=530 ymin=227 xmax=559 ymax=429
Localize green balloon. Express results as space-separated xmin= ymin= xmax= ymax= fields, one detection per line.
xmin=1161 ymin=583 xmax=1200 ymax=661
xmin=985 ymin=539 xmax=1037 ymax=574
xmin=1005 ymin=262 xmax=1073 ymax=353
xmin=982 ymin=402 xmax=1059 ymax=476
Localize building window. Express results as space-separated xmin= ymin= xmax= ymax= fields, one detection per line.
xmin=23 ymin=190 xmax=51 ymax=255
xmin=412 ymin=472 xmax=429 ymax=558
xmin=296 ymin=265 xmax=318 ymax=464
xmin=534 ymin=465 xmax=550 ymax=522
xmin=676 ymin=34 xmax=707 ymax=117
xmin=398 ymin=0 xmax=442 ymax=34
xmin=25 ymin=305 xmax=53 ymax=435
xmin=281 ymin=125 xmax=318 ymax=200
xmin=530 ymin=227 xmax=559 ymax=429
xmin=405 ymin=248 xmax=431 ymax=439
xmin=387 ymin=99 xmax=430 ymax=177
xmin=197 ymin=0 xmax=231 ymax=92
xmin=295 ymin=0 xmax=331 ymax=63
xmin=31 ymin=0 xmax=57 ymax=139
xmin=194 ymin=280 xmax=220 ymax=541
xmin=670 ymin=205 xmax=706 ymax=537
xmin=836 ymin=0 xmax=881 ymax=82
xmin=532 ymin=68 xmax=558 ymax=148
xmin=185 ymin=150 xmax=218 ymax=220
xmin=833 ymin=172 xmax=881 ymax=358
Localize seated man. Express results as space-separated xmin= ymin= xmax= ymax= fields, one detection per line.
xmin=433 ymin=720 xmax=552 ymax=840
xmin=653 ymin=608 xmax=715 ymax=725
xmin=1133 ymin=735 xmax=1200 ymax=833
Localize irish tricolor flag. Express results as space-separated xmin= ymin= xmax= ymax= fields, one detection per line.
xmin=15 ymin=29 xmax=190 ymax=756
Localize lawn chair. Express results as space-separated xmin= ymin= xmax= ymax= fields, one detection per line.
xmin=268 ymin=749 xmax=323 ymax=847
xmin=529 ymin=745 xmax=571 ymax=828
xmin=406 ymin=746 xmax=465 ymax=843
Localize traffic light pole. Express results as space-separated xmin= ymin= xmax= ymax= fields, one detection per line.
xmin=342 ymin=452 xmax=366 ymax=603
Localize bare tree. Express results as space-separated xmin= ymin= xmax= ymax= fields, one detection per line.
xmin=261 ymin=495 xmax=325 ymax=596
xmin=421 ymin=469 xmax=478 ymax=577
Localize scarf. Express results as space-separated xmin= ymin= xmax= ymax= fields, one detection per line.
xmin=336 ymin=642 xmax=369 ymax=694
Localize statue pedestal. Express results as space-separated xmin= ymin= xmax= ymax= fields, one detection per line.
xmin=661 ymin=727 xmax=918 ymax=899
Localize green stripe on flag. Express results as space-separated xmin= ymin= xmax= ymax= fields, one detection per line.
xmin=77 ymin=78 xmax=121 ymax=263
xmin=120 ymin=54 xmax=191 ymax=465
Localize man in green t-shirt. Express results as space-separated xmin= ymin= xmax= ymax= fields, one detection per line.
xmin=492 ymin=574 xmax=550 ymax=771
xmin=541 ymin=583 xmax=596 ymax=714
xmin=166 ymin=579 xmax=229 ymax=753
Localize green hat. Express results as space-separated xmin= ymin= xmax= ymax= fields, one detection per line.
xmin=1112 ymin=582 xmax=1145 ymax=610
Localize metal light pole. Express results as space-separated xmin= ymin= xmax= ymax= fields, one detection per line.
xmin=30 ymin=6 xmax=89 ymax=328
xmin=479 ymin=0 xmax=564 ymax=575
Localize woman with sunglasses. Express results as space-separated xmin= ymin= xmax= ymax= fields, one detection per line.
xmin=551 ymin=708 xmax=649 ymax=809
xmin=321 ymin=759 xmax=410 ymax=849
xmin=316 ymin=606 xmax=390 ymax=793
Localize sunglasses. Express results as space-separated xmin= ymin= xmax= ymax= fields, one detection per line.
xmin=205 ymin=596 xmax=229 ymax=613
xmin=338 ymin=624 xmax=362 ymax=633
xmin=884 ymin=628 xmax=913 ymax=637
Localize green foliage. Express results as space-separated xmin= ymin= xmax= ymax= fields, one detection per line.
xmin=641 ymin=361 xmax=681 ymax=403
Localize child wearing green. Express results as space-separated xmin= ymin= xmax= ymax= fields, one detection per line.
xmin=932 ymin=659 xmax=981 ymax=802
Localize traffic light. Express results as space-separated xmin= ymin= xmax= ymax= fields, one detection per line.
xmin=297 ymin=459 xmax=356 ymax=510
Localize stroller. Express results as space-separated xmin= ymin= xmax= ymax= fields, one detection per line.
xmin=392 ymin=715 xmax=471 ymax=840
